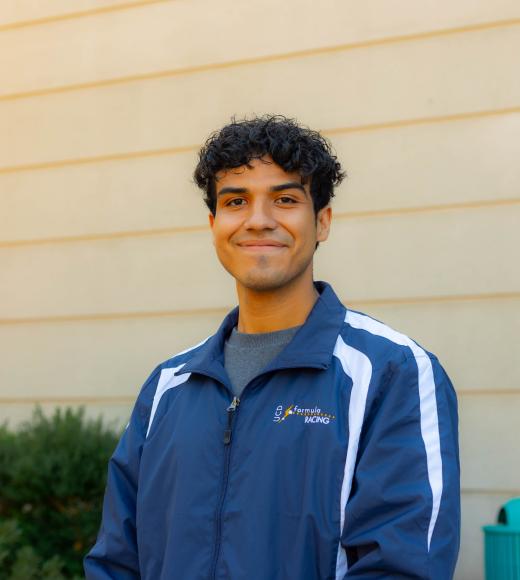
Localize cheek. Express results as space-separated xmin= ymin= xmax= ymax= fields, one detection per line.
xmin=295 ymin=220 xmax=319 ymax=248
xmin=211 ymin=219 xmax=231 ymax=243
xmin=212 ymin=228 xmax=237 ymax=262
xmin=213 ymin=214 xmax=241 ymax=236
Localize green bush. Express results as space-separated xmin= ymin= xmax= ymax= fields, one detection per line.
xmin=0 ymin=406 xmax=121 ymax=578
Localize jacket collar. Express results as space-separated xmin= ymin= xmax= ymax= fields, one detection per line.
xmin=180 ymin=281 xmax=346 ymax=384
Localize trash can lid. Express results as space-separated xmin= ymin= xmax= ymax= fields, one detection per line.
xmin=497 ymin=497 xmax=520 ymax=528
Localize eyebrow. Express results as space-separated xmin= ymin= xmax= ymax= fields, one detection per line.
xmin=270 ymin=181 xmax=306 ymax=194
xmin=217 ymin=182 xmax=307 ymax=197
xmin=217 ymin=186 xmax=248 ymax=197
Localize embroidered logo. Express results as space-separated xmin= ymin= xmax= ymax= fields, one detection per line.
xmin=273 ymin=404 xmax=336 ymax=425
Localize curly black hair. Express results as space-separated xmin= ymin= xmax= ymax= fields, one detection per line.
xmin=193 ymin=114 xmax=346 ymax=215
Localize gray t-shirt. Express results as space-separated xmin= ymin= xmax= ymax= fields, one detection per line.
xmin=224 ymin=325 xmax=301 ymax=398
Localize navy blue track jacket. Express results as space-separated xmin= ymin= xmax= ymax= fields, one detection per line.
xmin=84 ymin=281 xmax=460 ymax=579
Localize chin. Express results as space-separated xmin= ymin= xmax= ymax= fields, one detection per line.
xmin=239 ymin=271 xmax=290 ymax=292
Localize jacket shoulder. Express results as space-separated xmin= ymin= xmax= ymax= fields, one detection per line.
xmin=134 ymin=336 xmax=212 ymax=414
xmin=338 ymin=307 xmax=438 ymax=370
xmin=156 ymin=335 xmax=212 ymax=371
xmin=126 ymin=335 xmax=213 ymax=437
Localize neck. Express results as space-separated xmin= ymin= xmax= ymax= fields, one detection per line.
xmin=235 ymin=275 xmax=319 ymax=334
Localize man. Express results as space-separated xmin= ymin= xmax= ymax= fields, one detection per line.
xmin=85 ymin=115 xmax=460 ymax=578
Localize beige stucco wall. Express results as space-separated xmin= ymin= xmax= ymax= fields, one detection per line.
xmin=1 ymin=2 xmax=519 ymax=578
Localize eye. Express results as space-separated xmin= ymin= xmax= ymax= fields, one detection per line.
xmin=276 ymin=196 xmax=298 ymax=205
xmin=225 ymin=197 xmax=247 ymax=207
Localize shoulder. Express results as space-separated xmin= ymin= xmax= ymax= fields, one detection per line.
xmin=134 ymin=335 xmax=212 ymax=413
xmin=336 ymin=308 xmax=456 ymax=421
xmin=335 ymin=306 xmax=456 ymax=404
xmin=157 ymin=335 xmax=212 ymax=372
xmin=336 ymin=307 xmax=438 ymax=373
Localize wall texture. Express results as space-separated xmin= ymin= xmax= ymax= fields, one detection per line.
xmin=1 ymin=1 xmax=519 ymax=578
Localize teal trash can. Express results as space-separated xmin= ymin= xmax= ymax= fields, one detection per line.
xmin=483 ymin=498 xmax=520 ymax=579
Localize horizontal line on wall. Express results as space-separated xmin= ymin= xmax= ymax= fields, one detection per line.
xmin=0 ymin=0 xmax=173 ymax=32
xmin=1 ymin=18 xmax=519 ymax=102
xmin=0 ymin=143 xmax=199 ymax=175
xmin=335 ymin=198 xmax=520 ymax=219
xmin=0 ymin=396 xmax=135 ymax=405
xmin=1 ymin=106 xmax=519 ymax=176
xmin=351 ymin=292 xmax=520 ymax=307
xmin=0 ymin=223 xmax=208 ymax=247
xmin=1 ymin=292 xmax=518 ymax=326
xmin=0 ymin=306 xmax=231 ymax=325
xmin=1 ymin=197 xmax=519 ymax=248
xmin=2 ymin=389 xmax=519 ymax=406
xmin=462 ymin=488 xmax=520 ymax=496
xmin=457 ymin=389 xmax=520 ymax=396
xmin=323 ymin=107 xmax=520 ymax=136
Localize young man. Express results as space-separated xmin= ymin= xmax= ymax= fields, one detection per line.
xmin=85 ymin=115 xmax=460 ymax=578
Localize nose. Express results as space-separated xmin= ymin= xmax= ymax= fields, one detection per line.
xmin=243 ymin=198 xmax=277 ymax=231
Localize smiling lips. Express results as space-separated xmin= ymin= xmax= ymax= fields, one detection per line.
xmin=236 ymin=239 xmax=287 ymax=250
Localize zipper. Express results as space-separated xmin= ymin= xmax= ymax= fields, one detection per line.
xmin=223 ymin=396 xmax=240 ymax=445
xmin=210 ymin=395 xmax=240 ymax=579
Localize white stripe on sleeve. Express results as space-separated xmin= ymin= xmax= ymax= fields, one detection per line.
xmin=146 ymin=364 xmax=191 ymax=438
xmin=333 ymin=335 xmax=373 ymax=578
xmin=346 ymin=310 xmax=442 ymax=551
xmin=145 ymin=336 xmax=211 ymax=438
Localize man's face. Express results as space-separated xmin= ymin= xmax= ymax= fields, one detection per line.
xmin=209 ymin=156 xmax=331 ymax=293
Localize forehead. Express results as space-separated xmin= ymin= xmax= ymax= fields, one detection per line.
xmin=215 ymin=156 xmax=305 ymax=188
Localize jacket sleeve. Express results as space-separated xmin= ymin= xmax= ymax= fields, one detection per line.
xmin=341 ymin=353 xmax=460 ymax=579
xmin=84 ymin=366 xmax=160 ymax=579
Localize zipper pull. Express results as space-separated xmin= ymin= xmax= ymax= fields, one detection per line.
xmin=223 ymin=396 xmax=240 ymax=445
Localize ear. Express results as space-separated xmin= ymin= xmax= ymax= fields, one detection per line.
xmin=208 ymin=212 xmax=216 ymax=246
xmin=316 ymin=206 xmax=332 ymax=242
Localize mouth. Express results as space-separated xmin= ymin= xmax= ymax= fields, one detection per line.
xmin=236 ymin=240 xmax=287 ymax=251
xmin=237 ymin=239 xmax=286 ymax=247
